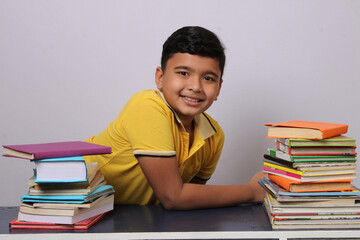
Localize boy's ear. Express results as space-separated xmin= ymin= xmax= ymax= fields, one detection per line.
xmin=155 ymin=67 xmax=164 ymax=90
xmin=214 ymin=79 xmax=223 ymax=101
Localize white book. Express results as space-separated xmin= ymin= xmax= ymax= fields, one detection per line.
xmin=18 ymin=202 xmax=113 ymax=224
xmin=34 ymin=157 xmax=97 ymax=183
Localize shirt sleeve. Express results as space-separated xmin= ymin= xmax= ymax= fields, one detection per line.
xmin=122 ymin=96 xmax=176 ymax=157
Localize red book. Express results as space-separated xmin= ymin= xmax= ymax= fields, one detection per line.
xmin=9 ymin=213 xmax=106 ymax=230
xmin=3 ymin=141 xmax=112 ymax=160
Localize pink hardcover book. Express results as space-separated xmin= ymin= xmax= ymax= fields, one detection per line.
xmin=3 ymin=141 xmax=112 ymax=160
xmin=262 ymin=166 xmax=301 ymax=179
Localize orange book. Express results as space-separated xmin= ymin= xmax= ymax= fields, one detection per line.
xmin=264 ymin=120 xmax=348 ymax=139
xmin=268 ymin=174 xmax=353 ymax=193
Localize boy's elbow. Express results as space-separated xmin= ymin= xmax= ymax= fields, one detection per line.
xmin=161 ymin=202 xmax=177 ymax=210
xmin=157 ymin=184 xmax=191 ymax=210
xmin=158 ymin=191 xmax=188 ymax=210
xmin=160 ymin=197 xmax=182 ymax=210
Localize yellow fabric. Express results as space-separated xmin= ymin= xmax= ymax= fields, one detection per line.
xmin=84 ymin=89 xmax=224 ymax=205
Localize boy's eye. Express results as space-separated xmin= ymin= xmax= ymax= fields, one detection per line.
xmin=204 ymin=76 xmax=215 ymax=81
xmin=177 ymin=71 xmax=188 ymax=76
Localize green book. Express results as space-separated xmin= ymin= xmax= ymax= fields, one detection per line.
xmin=269 ymin=149 xmax=357 ymax=163
xmin=276 ymin=135 xmax=356 ymax=147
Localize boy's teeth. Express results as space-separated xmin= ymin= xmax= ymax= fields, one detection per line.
xmin=184 ymin=96 xmax=200 ymax=102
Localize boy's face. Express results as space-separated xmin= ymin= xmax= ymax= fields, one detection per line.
xmin=155 ymin=53 xmax=222 ymax=126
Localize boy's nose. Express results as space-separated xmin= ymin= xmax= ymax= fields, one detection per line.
xmin=187 ymin=77 xmax=202 ymax=92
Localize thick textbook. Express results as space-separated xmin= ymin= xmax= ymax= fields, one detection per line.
xmin=9 ymin=213 xmax=106 ymax=230
xmin=3 ymin=141 xmax=112 ymax=160
xmin=265 ymin=120 xmax=348 ymax=139
xmin=33 ymin=156 xmax=93 ymax=183
xmin=28 ymin=167 xmax=101 ymax=190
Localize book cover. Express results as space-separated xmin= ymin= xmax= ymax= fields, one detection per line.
xmin=263 ymin=154 xmax=356 ymax=171
xmin=265 ymin=194 xmax=360 ymax=214
xmin=264 ymin=162 xmax=356 ymax=177
xmin=266 ymin=192 xmax=355 ymax=206
xmin=17 ymin=202 xmax=113 ymax=224
xmin=263 ymin=154 xmax=295 ymax=168
xmin=3 ymin=141 xmax=112 ymax=160
xmin=258 ymin=178 xmax=360 ymax=197
xmin=33 ymin=156 xmax=89 ymax=183
xmin=28 ymin=167 xmax=101 ymax=190
xmin=263 ymin=162 xmax=304 ymax=176
xmin=32 ymin=194 xmax=109 ymax=209
xmin=21 ymin=185 xmax=114 ymax=204
xmin=19 ymin=194 xmax=114 ymax=216
xmin=268 ymin=149 xmax=357 ymax=162
xmin=9 ymin=212 xmax=106 ymax=230
xmin=277 ymin=135 xmax=356 ymax=147
xmin=263 ymin=166 xmax=356 ymax=182
xmin=268 ymin=174 xmax=353 ymax=192
xmin=28 ymin=177 xmax=105 ymax=196
xmin=293 ymin=162 xmax=356 ymax=171
xmin=264 ymin=120 xmax=348 ymax=139
xmin=276 ymin=141 xmax=357 ymax=156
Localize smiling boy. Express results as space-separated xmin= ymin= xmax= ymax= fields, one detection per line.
xmin=84 ymin=26 xmax=266 ymax=210
xmin=155 ymin=52 xmax=221 ymax=143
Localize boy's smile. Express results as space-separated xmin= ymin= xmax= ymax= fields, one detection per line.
xmin=155 ymin=53 xmax=222 ymax=130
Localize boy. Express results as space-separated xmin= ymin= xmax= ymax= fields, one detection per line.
xmin=84 ymin=26 xmax=266 ymax=210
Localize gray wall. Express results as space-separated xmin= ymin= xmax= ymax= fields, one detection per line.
xmin=1 ymin=0 xmax=359 ymax=206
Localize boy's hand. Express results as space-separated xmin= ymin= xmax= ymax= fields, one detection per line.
xmin=247 ymin=171 xmax=268 ymax=203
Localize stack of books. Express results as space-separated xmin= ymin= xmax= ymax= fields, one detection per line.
xmin=3 ymin=141 xmax=115 ymax=230
xmin=260 ymin=120 xmax=360 ymax=229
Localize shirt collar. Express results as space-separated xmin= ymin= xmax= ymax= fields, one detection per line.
xmin=155 ymin=89 xmax=217 ymax=140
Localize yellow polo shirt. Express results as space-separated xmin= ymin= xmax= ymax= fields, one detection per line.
xmin=84 ymin=89 xmax=224 ymax=205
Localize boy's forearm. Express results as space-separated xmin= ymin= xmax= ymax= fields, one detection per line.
xmin=163 ymin=183 xmax=255 ymax=210
xmin=138 ymin=156 xmax=266 ymax=210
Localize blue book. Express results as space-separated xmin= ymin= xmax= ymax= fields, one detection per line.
xmin=32 ymin=156 xmax=93 ymax=183
xmin=21 ymin=185 xmax=114 ymax=204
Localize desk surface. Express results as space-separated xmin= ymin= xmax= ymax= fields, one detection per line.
xmin=1 ymin=204 xmax=360 ymax=240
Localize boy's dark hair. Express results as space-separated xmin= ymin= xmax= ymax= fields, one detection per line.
xmin=161 ymin=26 xmax=226 ymax=79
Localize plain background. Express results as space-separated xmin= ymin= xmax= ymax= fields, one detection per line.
xmin=1 ymin=0 xmax=359 ymax=206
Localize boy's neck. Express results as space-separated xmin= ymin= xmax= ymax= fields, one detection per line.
xmin=184 ymin=120 xmax=194 ymax=134
xmin=179 ymin=119 xmax=195 ymax=149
